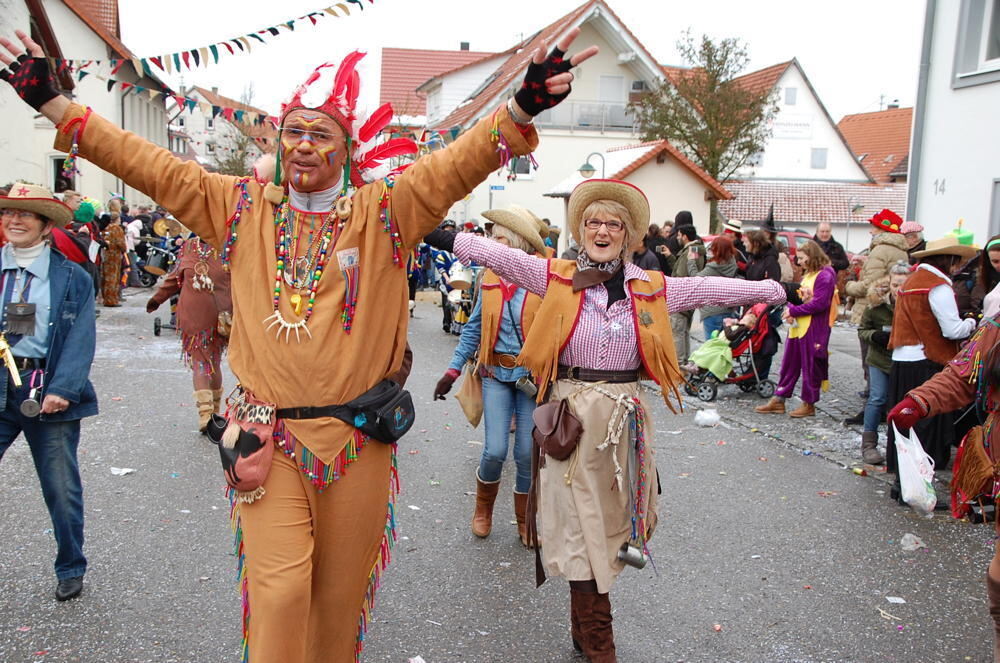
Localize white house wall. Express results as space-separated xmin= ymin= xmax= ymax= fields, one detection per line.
xmin=427 ymin=56 xmax=506 ymax=126
xmin=625 ymin=157 xmax=714 ymax=236
xmin=740 ymin=66 xmax=868 ymax=182
xmin=913 ymin=1 xmax=1000 ymax=245
xmin=0 ymin=2 xmax=168 ymax=207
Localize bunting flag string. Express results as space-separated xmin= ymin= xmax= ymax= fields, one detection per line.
xmin=45 ymin=0 xmax=375 ymax=76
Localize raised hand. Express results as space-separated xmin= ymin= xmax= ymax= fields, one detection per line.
xmin=0 ymin=30 xmax=61 ymax=112
xmin=514 ymin=27 xmax=599 ymax=117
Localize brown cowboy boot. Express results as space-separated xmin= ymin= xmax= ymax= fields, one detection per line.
xmin=861 ymin=431 xmax=884 ymax=464
xmin=755 ymin=397 xmax=785 ymax=414
xmin=471 ymin=472 xmax=501 ymax=538
xmin=569 ymin=586 xmax=585 ymax=654
xmin=212 ymin=388 xmax=224 ymax=414
xmin=576 ymin=588 xmax=617 ymax=662
xmin=513 ymin=492 xmax=533 ymax=548
xmin=788 ymin=402 xmax=816 ymax=418
xmin=194 ymin=390 xmax=214 ymax=433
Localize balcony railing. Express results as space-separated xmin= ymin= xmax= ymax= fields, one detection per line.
xmin=533 ymin=100 xmax=638 ymax=133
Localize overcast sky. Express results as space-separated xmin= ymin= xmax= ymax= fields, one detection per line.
xmin=118 ymin=0 xmax=925 ymax=121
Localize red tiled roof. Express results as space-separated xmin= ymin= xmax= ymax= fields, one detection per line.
xmin=63 ymin=0 xmax=133 ymax=60
xmin=191 ymin=86 xmax=277 ymax=150
xmin=719 ymin=180 xmax=907 ymax=225
xmin=431 ymin=0 xmax=599 ymax=130
xmin=660 ymin=60 xmax=791 ymax=97
xmin=609 ymin=141 xmax=732 ymax=200
xmin=380 ymin=47 xmax=496 ymax=117
xmin=837 ymin=107 xmax=913 ymax=183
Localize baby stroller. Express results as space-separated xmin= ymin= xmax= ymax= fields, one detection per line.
xmin=683 ymin=304 xmax=780 ymax=402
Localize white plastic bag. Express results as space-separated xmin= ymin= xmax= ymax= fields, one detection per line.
xmin=892 ymin=423 xmax=937 ymax=515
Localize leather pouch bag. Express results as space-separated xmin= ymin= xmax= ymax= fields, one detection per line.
xmin=206 ymin=389 xmax=276 ymax=502
xmin=342 ymin=379 xmax=415 ymax=444
xmin=532 ymin=398 xmax=583 ymax=461
xmin=455 ymin=363 xmax=483 ymax=428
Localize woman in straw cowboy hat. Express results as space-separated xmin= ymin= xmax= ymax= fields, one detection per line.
xmin=885 ymin=235 xmax=978 ymax=492
xmin=434 ymin=205 xmax=547 ymax=546
xmin=428 ymin=178 xmax=786 ymax=662
xmin=0 ymin=183 xmax=98 ymax=602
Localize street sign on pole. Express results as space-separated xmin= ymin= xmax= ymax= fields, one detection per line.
xmin=489 ymin=185 xmax=505 ymax=191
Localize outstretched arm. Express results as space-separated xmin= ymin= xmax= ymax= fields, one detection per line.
xmin=666 ymin=276 xmax=786 ymax=314
xmin=1 ymin=31 xmax=240 ymax=247
xmin=453 ymin=234 xmax=549 ymax=297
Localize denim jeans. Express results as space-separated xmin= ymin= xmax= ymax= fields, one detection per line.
xmin=480 ymin=376 xmax=536 ymax=493
xmin=702 ymin=313 xmax=728 ymax=341
xmin=863 ymin=365 xmax=890 ymax=433
xmin=0 ymin=374 xmax=86 ymax=580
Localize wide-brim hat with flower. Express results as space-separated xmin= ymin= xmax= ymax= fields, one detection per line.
xmin=869 ymin=208 xmax=902 ymax=234
xmin=271 ymin=52 xmax=417 ymax=199
xmin=724 ymin=218 xmax=743 ymax=233
xmin=567 ymin=179 xmax=649 ymax=244
xmin=0 ymin=182 xmax=72 ymax=226
xmin=481 ymin=205 xmax=547 ymax=255
xmin=910 ymin=235 xmax=978 ymax=260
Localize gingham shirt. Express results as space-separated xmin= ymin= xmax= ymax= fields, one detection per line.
xmin=455 ymin=234 xmax=786 ymax=371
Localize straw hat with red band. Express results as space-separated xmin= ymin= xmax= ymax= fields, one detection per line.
xmin=869 ymin=208 xmax=903 ymax=234
xmin=0 ymin=182 xmax=72 ymax=226
xmin=567 ymin=179 xmax=650 ymax=244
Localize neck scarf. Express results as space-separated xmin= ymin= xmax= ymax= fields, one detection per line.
xmin=572 ymin=250 xmax=623 ymax=292
xmin=288 ymin=180 xmax=342 ymax=213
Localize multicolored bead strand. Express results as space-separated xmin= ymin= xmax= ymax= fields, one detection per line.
xmin=221 ymin=178 xmax=252 ymax=269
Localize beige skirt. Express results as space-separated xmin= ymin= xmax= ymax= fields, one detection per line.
xmin=539 ymin=379 xmax=658 ymax=594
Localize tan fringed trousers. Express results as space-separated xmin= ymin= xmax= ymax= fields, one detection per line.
xmin=238 ymin=442 xmax=394 ymax=663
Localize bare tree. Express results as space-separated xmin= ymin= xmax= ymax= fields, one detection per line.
xmin=213 ymin=85 xmax=264 ymax=176
xmin=630 ymin=31 xmax=779 ymax=231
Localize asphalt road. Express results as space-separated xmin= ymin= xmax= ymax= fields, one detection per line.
xmin=0 ymin=290 xmax=993 ymax=663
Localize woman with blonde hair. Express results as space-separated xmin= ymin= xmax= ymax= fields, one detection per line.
xmin=756 ymin=240 xmax=837 ymax=418
xmin=429 ymin=179 xmax=785 ymax=661
xmin=433 ymin=205 xmax=546 ymax=546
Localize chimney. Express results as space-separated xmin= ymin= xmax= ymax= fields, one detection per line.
xmin=212 ymin=86 xmax=219 ymax=96
xmin=460 ymin=41 xmax=470 ymax=51
xmin=887 ymin=102 xmax=900 ymax=110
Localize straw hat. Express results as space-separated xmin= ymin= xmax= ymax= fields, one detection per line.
xmin=0 ymin=182 xmax=72 ymax=226
xmin=723 ymin=218 xmax=743 ymax=233
xmin=481 ymin=205 xmax=547 ymax=255
xmin=566 ymin=179 xmax=649 ymax=244
xmin=910 ymin=235 xmax=979 ymax=260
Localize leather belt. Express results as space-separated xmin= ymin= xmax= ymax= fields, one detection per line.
xmin=12 ymin=356 xmax=45 ymax=371
xmin=557 ymin=365 xmax=640 ymax=383
xmin=495 ymin=353 xmax=519 ymax=369
xmin=275 ymin=404 xmax=349 ymax=420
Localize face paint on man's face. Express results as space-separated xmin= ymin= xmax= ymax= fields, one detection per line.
xmin=317 ymin=144 xmax=338 ymax=167
xmin=293 ymin=172 xmax=310 ymax=187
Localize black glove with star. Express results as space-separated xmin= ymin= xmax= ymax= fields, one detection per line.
xmin=515 ymin=47 xmax=574 ymax=117
xmin=0 ymin=53 xmax=61 ymax=111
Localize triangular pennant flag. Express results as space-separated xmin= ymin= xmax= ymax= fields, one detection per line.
xmin=186 ymin=99 xmax=197 ymax=112
xmin=121 ymin=81 xmax=133 ymax=91
xmin=78 ymin=70 xmax=90 ymax=81
xmin=164 ymin=55 xmax=172 ymax=74
xmin=234 ymin=110 xmax=245 ymax=122
xmin=222 ymin=107 xmax=235 ymax=121
xmin=150 ymin=56 xmax=163 ymax=71
xmin=221 ymin=42 xmax=234 ymax=55
xmin=107 ymin=79 xmax=116 ymax=92
xmin=190 ymin=49 xmax=200 ymax=67
xmin=307 ymin=14 xmax=318 ymax=25
xmin=199 ymin=47 xmax=209 ymax=67
xmin=337 ymin=2 xmax=351 ymax=14
xmin=324 ymin=7 xmax=340 ymax=16
xmin=450 ymin=128 xmax=459 ymax=140
xmin=209 ymin=44 xmax=219 ymax=64
xmin=238 ymin=37 xmax=252 ymax=53
xmin=231 ymin=39 xmax=244 ymax=52
xmin=134 ymin=85 xmax=146 ymax=96
xmin=181 ymin=51 xmax=190 ymax=69
xmin=147 ymin=89 xmax=159 ymax=100
xmin=253 ymin=32 xmax=268 ymax=42
xmin=346 ymin=0 xmax=364 ymax=9
xmin=173 ymin=53 xmax=181 ymax=71
xmin=285 ymin=20 xmax=296 ymax=31
xmin=211 ymin=105 xmax=222 ymax=119
xmin=131 ymin=57 xmax=143 ymax=76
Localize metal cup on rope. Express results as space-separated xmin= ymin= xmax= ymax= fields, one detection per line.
xmin=19 ymin=368 xmax=43 ymax=417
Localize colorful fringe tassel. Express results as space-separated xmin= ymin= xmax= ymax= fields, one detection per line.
xmin=228 ymin=486 xmax=251 ymax=663
xmin=341 ymin=264 xmax=360 ymax=333
xmin=221 ymin=178 xmax=252 ymax=269
xmin=180 ymin=328 xmax=226 ymax=376
xmin=630 ymin=397 xmax=649 ymax=547
xmin=378 ymin=175 xmax=404 ymax=267
xmin=273 ymin=419 xmax=370 ymax=491
xmin=356 ymin=445 xmax=400 ymax=661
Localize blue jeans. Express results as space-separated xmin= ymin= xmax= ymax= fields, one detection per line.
xmin=480 ymin=376 xmax=536 ymax=493
xmin=702 ymin=313 xmax=728 ymax=340
xmin=863 ymin=365 xmax=890 ymax=433
xmin=0 ymin=374 xmax=86 ymax=580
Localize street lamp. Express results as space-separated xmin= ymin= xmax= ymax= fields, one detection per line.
xmin=578 ymin=152 xmax=605 ymax=179
xmin=847 ymin=199 xmax=864 ymax=253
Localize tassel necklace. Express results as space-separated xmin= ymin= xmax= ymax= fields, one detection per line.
xmin=191 ymin=238 xmax=216 ymax=292
xmin=263 ymin=199 xmax=347 ymax=343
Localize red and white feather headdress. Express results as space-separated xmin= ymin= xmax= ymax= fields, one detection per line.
xmin=280 ymin=52 xmax=417 ymax=187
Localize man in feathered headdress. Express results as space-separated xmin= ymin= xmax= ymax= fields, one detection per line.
xmin=1 ymin=26 xmax=596 ymax=663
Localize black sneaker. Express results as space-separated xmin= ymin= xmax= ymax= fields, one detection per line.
xmin=843 ymin=410 xmax=865 ymax=426
xmin=55 ymin=575 xmax=84 ymax=601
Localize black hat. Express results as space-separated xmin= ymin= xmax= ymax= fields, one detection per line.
xmin=674 ymin=210 xmax=693 ymax=226
xmin=759 ymin=204 xmax=779 ymax=234
xmin=440 ymin=219 xmax=457 ymax=229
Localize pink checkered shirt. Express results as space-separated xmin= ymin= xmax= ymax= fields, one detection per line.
xmin=454 ymin=234 xmax=786 ymax=371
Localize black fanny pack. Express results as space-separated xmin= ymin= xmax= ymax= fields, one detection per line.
xmin=275 ymin=379 xmax=415 ymax=444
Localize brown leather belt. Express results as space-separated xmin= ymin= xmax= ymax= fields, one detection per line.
xmin=495 ymin=353 xmax=519 ymax=369
xmin=557 ymin=366 xmax=640 ymax=383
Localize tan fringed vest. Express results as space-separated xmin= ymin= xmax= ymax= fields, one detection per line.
xmin=889 ymin=268 xmax=960 ymax=365
xmin=516 ymin=259 xmax=685 ymax=410
xmin=478 ymin=269 xmax=541 ymax=368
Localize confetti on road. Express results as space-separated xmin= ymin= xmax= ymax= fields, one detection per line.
xmin=111 ymin=396 xmax=124 ymax=401
xmin=886 ymin=596 xmax=906 ymax=604
xmin=110 ymin=467 xmax=135 ymax=476
xmin=408 ymin=505 xmax=421 ymax=511
xmin=712 ymin=624 xmax=723 ymax=632
xmin=408 ymin=449 xmax=419 ymax=455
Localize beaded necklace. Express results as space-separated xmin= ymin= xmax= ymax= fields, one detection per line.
xmin=263 ymin=200 xmax=343 ymax=342
xmin=191 ymin=238 xmax=216 ymax=292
